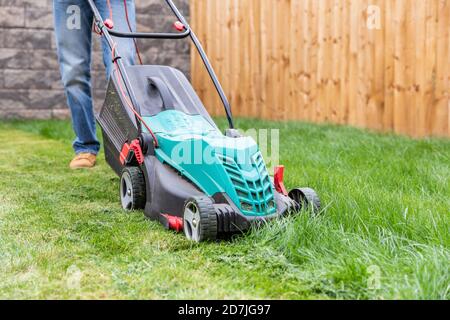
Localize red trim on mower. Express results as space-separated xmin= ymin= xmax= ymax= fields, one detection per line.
xmin=119 ymin=144 xmax=131 ymax=164
xmin=161 ymin=214 xmax=184 ymax=232
xmin=120 ymin=139 xmax=144 ymax=165
xmin=104 ymin=18 xmax=114 ymax=30
xmin=173 ymin=21 xmax=185 ymax=32
xmin=274 ymin=165 xmax=288 ymax=196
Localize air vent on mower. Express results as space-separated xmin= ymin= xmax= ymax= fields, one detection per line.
xmin=217 ymin=153 xmax=276 ymax=216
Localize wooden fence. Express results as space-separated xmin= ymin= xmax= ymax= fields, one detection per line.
xmin=191 ymin=0 xmax=450 ymax=137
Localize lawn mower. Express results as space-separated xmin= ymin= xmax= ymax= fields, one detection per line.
xmin=88 ymin=0 xmax=321 ymax=242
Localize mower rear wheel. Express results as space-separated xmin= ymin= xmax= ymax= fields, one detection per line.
xmin=288 ymin=187 xmax=321 ymax=215
xmin=183 ymin=197 xmax=218 ymax=242
xmin=120 ymin=167 xmax=146 ymax=211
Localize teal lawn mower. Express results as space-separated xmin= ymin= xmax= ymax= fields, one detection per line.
xmin=89 ymin=0 xmax=321 ymax=242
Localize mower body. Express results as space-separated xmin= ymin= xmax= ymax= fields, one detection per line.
xmin=98 ymin=65 xmax=296 ymax=234
xmin=89 ymin=0 xmax=320 ymax=242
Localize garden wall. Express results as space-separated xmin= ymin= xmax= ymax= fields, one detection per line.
xmin=0 ymin=0 xmax=190 ymax=119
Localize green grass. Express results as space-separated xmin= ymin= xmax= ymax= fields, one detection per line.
xmin=0 ymin=118 xmax=448 ymax=299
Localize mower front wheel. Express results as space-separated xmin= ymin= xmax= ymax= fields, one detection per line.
xmin=183 ymin=197 xmax=218 ymax=243
xmin=120 ymin=167 xmax=146 ymax=211
xmin=288 ymin=187 xmax=321 ymax=215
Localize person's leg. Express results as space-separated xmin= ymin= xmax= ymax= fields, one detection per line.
xmin=95 ymin=0 xmax=137 ymax=80
xmin=53 ymin=0 xmax=100 ymax=156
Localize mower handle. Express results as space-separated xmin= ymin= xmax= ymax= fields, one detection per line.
xmin=108 ymin=28 xmax=190 ymax=40
xmin=107 ymin=0 xmax=191 ymax=40
xmin=87 ymin=0 xmax=236 ymax=130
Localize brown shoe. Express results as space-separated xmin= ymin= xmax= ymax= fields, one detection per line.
xmin=70 ymin=153 xmax=97 ymax=170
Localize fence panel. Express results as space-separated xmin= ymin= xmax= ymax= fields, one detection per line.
xmin=191 ymin=0 xmax=450 ymax=137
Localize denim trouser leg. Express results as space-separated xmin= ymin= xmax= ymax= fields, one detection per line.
xmin=53 ymin=0 xmax=136 ymax=155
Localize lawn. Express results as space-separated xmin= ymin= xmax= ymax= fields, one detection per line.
xmin=0 ymin=118 xmax=448 ymax=299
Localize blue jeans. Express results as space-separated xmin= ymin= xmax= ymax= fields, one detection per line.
xmin=53 ymin=0 xmax=136 ymax=155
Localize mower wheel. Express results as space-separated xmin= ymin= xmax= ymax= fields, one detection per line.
xmin=288 ymin=187 xmax=321 ymax=215
xmin=120 ymin=167 xmax=146 ymax=211
xmin=183 ymin=197 xmax=218 ymax=242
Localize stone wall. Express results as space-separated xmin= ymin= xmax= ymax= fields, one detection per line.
xmin=0 ymin=0 xmax=190 ymax=119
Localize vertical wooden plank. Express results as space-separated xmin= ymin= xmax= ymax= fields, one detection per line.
xmin=405 ymin=0 xmax=415 ymax=136
xmin=249 ymin=0 xmax=261 ymax=118
xmin=280 ymin=0 xmax=291 ymax=121
xmin=347 ymin=0 xmax=359 ymax=126
xmin=224 ymin=0 xmax=232 ymax=116
xmin=434 ymin=0 xmax=450 ymax=136
xmin=289 ymin=0 xmax=302 ymax=120
xmin=259 ymin=0 xmax=268 ymax=120
xmin=301 ymin=0 xmax=312 ymax=121
xmin=193 ymin=0 xmax=209 ymax=112
xmin=316 ymin=0 xmax=326 ymax=122
xmin=271 ymin=0 xmax=285 ymax=120
xmin=447 ymin=0 xmax=450 ymax=138
xmin=357 ymin=0 xmax=369 ymax=129
xmin=229 ymin=0 xmax=240 ymax=117
xmin=383 ymin=0 xmax=395 ymax=132
xmin=393 ymin=0 xmax=407 ymax=134
xmin=208 ymin=0 xmax=218 ymax=116
xmin=238 ymin=0 xmax=249 ymax=118
xmin=309 ymin=0 xmax=319 ymax=122
xmin=424 ymin=0 xmax=438 ymax=136
xmin=330 ymin=0 xmax=342 ymax=124
xmin=270 ymin=0 xmax=279 ymax=120
xmin=214 ymin=0 xmax=225 ymax=117
xmin=370 ymin=0 xmax=385 ymax=131
xmin=367 ymin=0 xmax=375 ymax=131
xmin=324 ymin=0 xmax=334 ymax=123
xmin=266 ymin=0 xmax=278 ymax=120
xmin=414 ymin=0 xmax=427 ymax=137
xmin=365 ymin=0 xmax=374 ymax=130
xmin=339 ymin=0 xmax=350 ymax=124
xmin=203 ymin=0 xmax=213 ymax=114
xmin=263 ymin=0 xmax=273 ymax=120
